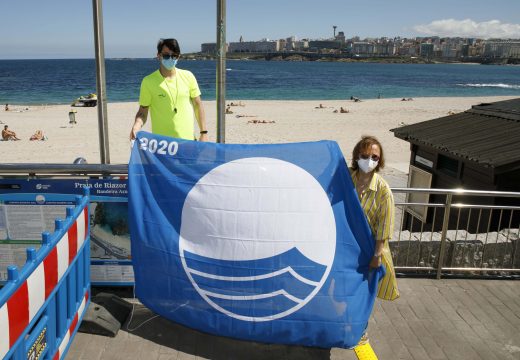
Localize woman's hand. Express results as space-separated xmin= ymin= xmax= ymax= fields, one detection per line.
xmin=370 ymin=254 xmax=382 ymax=269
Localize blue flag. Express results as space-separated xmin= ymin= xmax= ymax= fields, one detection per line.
xmin=129 ymin=131 xmax=383 ymax=349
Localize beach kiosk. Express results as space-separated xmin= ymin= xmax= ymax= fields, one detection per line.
xmin=391 ymin=97 xmax=520 ymax=232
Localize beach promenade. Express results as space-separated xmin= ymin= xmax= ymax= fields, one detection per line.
xmin=68 ymin=278 xmax=520 ymax=360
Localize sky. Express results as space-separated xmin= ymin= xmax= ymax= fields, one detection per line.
xmin=1 ymin=0 xmax=520 ymax=59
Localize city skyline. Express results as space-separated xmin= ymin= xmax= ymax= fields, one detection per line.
xmin=1 ymin=0 xmax=520 ymax=59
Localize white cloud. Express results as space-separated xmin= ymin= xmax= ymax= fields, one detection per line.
xmin=414 ymin=19 xmax=520 ymax=39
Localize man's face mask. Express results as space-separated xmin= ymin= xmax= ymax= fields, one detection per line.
xmin=161 ymin=57 xmax=178 ymax=70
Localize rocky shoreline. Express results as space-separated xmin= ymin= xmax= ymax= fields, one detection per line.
xmin=184 ymin=52 xmax=517 ymax=65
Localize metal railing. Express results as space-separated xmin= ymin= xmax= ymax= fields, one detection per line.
xmin=0 ymin=163 xmax=128 ymax=176
xmin=1 ymin=164 xmax=519 ymax=279
xmin=392 ymin=188 xmax=520 ymax=278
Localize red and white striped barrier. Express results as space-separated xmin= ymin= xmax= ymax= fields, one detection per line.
xmin=0 ymin=197 xmax=90 ymax=360
xmin=53 ymin=290 xmax=89 ymax=360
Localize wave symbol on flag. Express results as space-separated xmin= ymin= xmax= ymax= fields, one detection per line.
xmin=179 ymin=157 xmax=336 ymax=322
xmin=183 ymin=247 xmax=327 ymax=319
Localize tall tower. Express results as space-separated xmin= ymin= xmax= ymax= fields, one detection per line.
xmin=333 ymin=25 xmax=337 ymax=38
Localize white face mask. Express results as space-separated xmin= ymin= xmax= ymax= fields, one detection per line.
xmin=357 ymin=158 xmax=378 ymax=173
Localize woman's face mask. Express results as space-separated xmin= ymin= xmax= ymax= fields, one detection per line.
xmin=357 ymin=157 xmax=379 ymax=173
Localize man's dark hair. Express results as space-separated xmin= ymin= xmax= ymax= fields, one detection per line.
xmin=157 ymin=38 xmax=181 ymax=55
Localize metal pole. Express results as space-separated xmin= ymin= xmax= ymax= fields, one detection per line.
xmin=92 ymin=0 xmax=110 ymax=164
xmin=216 ymin=0 xmax=226 ymax=143
xmin=436 ymin=193 xmax=453 ymax=279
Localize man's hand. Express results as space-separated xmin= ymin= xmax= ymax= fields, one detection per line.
xmin=130 ymin=106 xmax=148 ymax=140
xmin=130 ymin=123 xmax=142 ymax=140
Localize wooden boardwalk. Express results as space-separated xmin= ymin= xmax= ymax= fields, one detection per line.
xmin=68 ymin=278 xmax=520 ymax=359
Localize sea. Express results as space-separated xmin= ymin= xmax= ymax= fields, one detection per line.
xmin=0 ymin=59 xmax=519 ymax=104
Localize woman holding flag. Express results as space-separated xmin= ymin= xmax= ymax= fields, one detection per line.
xmin=350 ymin=135 xmax=400 ymax=344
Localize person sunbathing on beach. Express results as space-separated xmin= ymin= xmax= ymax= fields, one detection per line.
xmin=340 ymin=107 xmax=349 ymax=113
xmin=29 ymin=130 xmax=45 ymax=141
xmin=2 ymin=125 xmax=21 ymax=141
xmin=315 ymin=103 xmax=326 ymax=109
xmin=225 ymin=106 xmax=233 ymax=114
xmin=247 ymin=120 xmax=275 ymax=124
xmin=229 ymin=101 xmax=245 ymax=106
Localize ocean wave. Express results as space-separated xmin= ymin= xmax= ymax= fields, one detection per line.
xmin=456 ymin=83 xmax=520 ymax=89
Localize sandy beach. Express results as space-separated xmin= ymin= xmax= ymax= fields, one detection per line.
xmin=0 ymin=96 xmax=517 ymax=172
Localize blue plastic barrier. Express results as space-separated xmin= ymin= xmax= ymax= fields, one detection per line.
xmin=0 ymin=190 xmax=90 ymax=360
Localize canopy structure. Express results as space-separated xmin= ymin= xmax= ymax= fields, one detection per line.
xmin=91 ymin=0 xmax=227 ymax=164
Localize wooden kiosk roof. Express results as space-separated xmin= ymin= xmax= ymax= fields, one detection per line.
xmin=391 ymin=98 xmax=520 ymax=174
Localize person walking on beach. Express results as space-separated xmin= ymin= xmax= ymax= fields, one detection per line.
xmin=2 ymin=125 xmax=20 ymax=140
xmin=350 ymin=135 xmax=399 ymax=344
xmin=130 ymin=38 xmax=208 ymax=141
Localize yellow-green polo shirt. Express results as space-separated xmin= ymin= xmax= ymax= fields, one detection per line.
xmin=139 ymin=69 xmax=201 ymax=140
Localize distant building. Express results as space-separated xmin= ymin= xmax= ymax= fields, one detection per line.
xmin=461 ymin=44 xmax=470 ymax=57
xmin=228 ymin=38 xmax=280 ymax=53
xmin=351 ymin=42 xmax=374 ymax=56
xmin=420 ymin=43 xmax=434 ymax=58
xmin=283 ymin=36 xmax=308 ymax=51
xmin=293 ymin=39 xmax=309 ymax=51
xmin=199 ymin=35 xmax=519 ymax=60
xmin=396 ymin=43 xmax=417 ymax=56
xmin=308 ymin=40 xmax=342 ymax=51
xmin=483 ymin=40 xmax=520 ymax=59
xmin=374 ymin=43 xmax=395 ymax=56
xmin=335 ymin=31 xmax=346 ymax=46
xmin=440 ymin=43 xmax=459 ymax=58
xmin=201 ymin=43 xmax=220 ymax=54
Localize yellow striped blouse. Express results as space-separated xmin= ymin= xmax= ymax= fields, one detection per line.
xmin=351 ymin=169 xmax=399 ymax=300
xmin=351 ymin=170 xmax=395 ymax=242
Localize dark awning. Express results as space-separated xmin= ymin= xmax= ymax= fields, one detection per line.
xmin=391 ymin=98 xmax=520 ymax=173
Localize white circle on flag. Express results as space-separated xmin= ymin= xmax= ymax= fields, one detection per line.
xmin=179 ymin=157 xmax=336 ymax=321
